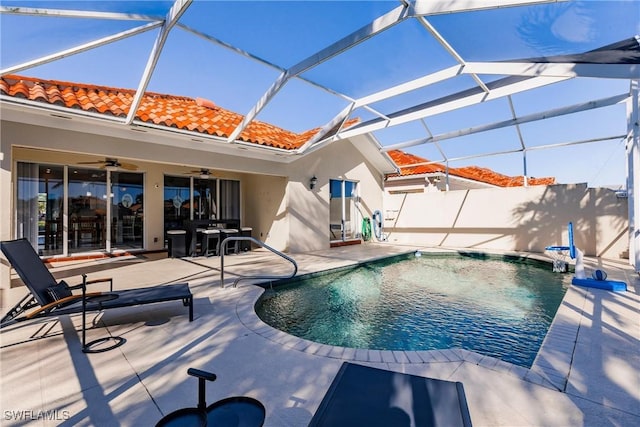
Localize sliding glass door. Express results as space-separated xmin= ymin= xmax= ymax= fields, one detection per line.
xmin=17 ymin=162 xmax=145 ymax=256
xmin=329 ymin=179 xmax=360 ymax=242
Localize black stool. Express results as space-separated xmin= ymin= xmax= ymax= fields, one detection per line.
xmin=240 ymin=227 xmax=253 ymax=251
xmin=156 ymin=368 xmax=265 ymax=427
xmin=167 ymin=230 xmax=187 ymax=258
xmin=219 ymin=229 xmax=239 ymax=254
xmin=200 ymin=229 xmax=220 ymax=257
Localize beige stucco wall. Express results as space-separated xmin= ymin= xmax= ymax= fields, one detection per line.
xmin=241 ymin=173 xmax=289 ymax=250
xmin=383 ymin=183 xmax=628 ymax=260
xmin=285 ymin=140 xmax=385 ymax=253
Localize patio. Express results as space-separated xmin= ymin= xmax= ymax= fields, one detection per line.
xmin=1 ymin=244 xmax=638 ymax=426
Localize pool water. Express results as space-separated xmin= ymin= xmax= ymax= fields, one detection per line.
xmin=255 ymin=253 xmax=571 ymax=368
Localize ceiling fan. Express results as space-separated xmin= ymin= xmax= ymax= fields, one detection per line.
xmin=77 ymin=158 xmax=138 ymax=171
xmin=189 ymin=168 xmax=214 ymax=179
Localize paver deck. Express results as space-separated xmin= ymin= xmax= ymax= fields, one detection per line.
xmin=1 ymin=243 xmax=638 ymax=426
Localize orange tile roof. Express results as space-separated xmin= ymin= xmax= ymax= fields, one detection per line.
xmin=0 ymin=74 xmax=358 ymax=150
xmin=387 ymin=150 xmax=555 ymax=187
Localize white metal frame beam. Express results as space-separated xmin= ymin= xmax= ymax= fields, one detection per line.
xmin=298 ymin=66 xmax=464 ymax=151
xmin=410 ymin=0 xmax=567 ymax=16
xmin=125 ymin=0 xmax=192 ymax=125
xmin=0 ymin=5 xmax=161 ymax=21
xmin=226 ymin=3 xmax=411 ymax=143
xmin=628 ymin=80 xmax=640 ymax=273
xmin=291 ymin=1 xmax=565 ymax=151
xmin=416 ymin=17 xmax=490 ymax=93
xmin=338 ymin=75 xmax=570 ymax=140
xmin=507 ymin=96 xmax=529 ymax=186
xmin=0 ymin=21 xmax=163 ymax=76
xmin=464 ymin=61 xmax=640 ymax=79
xmin=395 ymin=135 xmax=627 ymax=169
xmin=380 ymin=93 xmax=629 ymax=152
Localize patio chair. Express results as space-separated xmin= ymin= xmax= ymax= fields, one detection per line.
xmin=0 ymin=238 xmax=193 ymax=327
xmin=309 ymin=362 xmax=473 ymax=427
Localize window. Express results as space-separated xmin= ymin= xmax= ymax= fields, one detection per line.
xmin=163 ymin=176 xmax=240 ymax=243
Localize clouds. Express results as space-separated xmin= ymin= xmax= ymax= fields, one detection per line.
xmin=549 ymin=4 xmax=596 ymax=43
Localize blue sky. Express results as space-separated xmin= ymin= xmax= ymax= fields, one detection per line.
xmin=1 ymin=0 xmax=639 ymax=187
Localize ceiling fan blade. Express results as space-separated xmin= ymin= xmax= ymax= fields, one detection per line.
xmin=118 ymin=162 xmax=138 ymax=171
xmin=74 ymin=159 xmax=137 ymax=171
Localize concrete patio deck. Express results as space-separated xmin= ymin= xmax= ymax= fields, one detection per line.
xmin=1 ymin=243 xmax=638 ymax=426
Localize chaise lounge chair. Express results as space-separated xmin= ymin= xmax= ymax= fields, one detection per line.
xmin=0 ymin=238 xmax=193 ymax=327
xmin=309 ymin=362 xmax=473 ymax=427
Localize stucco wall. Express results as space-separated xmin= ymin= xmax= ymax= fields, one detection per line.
xmin=383 ymin=183 xmax=628 ymax=259
xmin=241 ymin=173 xmax=289 ymax=250
xmin=286 ymin=141 xmax=385 ymax=253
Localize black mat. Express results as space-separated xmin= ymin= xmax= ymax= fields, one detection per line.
xmin=309 ymin=362 xmax=472 ymax=427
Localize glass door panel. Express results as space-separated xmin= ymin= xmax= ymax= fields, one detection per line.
xmin=68 ymin=168 xmax=107 ymax=253
xmin=16 ymin=163 xmax=64 ymax=256
xmin=344 ymin=180 xmax=358 ymax=240
xmin=329 ymin=180 xmax=343 ymax=240
xmin=111 ymin=172 xmax=144 ymax=249
xmin=219 ymin=179 xmax=240 ymax=222
xmin=329 ymin=179 xmax=359 ymax=241
xmin=194 ymin=178 xmax=217 ymax=221
xmin=164 ymin=175 xmax=190 ymax=238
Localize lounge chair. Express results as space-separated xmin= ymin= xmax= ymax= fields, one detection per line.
xmin=0 ymin=238 xmax=193 ymax=327
xmin=309 ymin=362 xmax=473 ymax=427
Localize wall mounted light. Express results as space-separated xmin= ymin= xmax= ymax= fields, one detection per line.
xmin=309 ymin=175 xmax=318 ymax=190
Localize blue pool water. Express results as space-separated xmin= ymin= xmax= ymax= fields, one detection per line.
xmin=255 ymin=253 xmax=571 ymax=367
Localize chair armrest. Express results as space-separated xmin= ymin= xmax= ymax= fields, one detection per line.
xmin=25 ymin=292 xmax=103 ymax=319
xmin=69 ymin=277 xmax=113 ymax=292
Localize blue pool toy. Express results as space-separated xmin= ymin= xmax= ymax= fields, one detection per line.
xmin=547 ymin=222 xmax=627 ymax=292
xmin=571 ymin=276 xmax=627 ymax=292
xmin=592 ymin=269 xmax=607 ymax=281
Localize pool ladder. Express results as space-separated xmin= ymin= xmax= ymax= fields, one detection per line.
xmin=219 ymin=236 xmax=298 ymax=288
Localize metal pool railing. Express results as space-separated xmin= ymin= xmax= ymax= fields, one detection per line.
xmin=219 ymin=236 xmax=297 ymax=288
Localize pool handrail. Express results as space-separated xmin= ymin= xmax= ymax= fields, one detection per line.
xmin=219 ymin=236 xmax=298 ymax=288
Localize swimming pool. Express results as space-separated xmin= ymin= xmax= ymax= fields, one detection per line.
xmin=255 ymin=252 xmax=571 ymax=368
